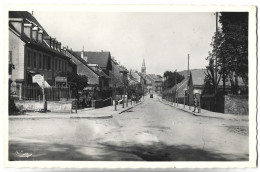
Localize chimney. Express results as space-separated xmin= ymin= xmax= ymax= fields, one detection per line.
xmin=61 ymin=46 xmax=67 ymax=53
xmin=43 ymin=36 xmax=51 ymax=47
xmin=81 ymin=51 xmax=84 ymax=59
xmin=84 ymin=56 xmax=88 ymax=62
xmin=32 ymin=26 xmax=38 ymax=41
xmin=55 ymin=40 xmax=59 ymax=50
xmin=53 ymin=40 xmax=57 ymax=49
xmin=38 ymin=29 xmax=43 ymax=43
xmin=50 ymin=38 xmax=55 ymax=49
xmin=58 ymin=42 xmax=61 ymax=51
xmin=9 ymin=18 xmax=24 ymax=35
xmin=23 ymin=23 xmax=32 ymax=39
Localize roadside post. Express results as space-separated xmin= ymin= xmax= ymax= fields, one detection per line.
xmin=122 ymin=95 xmax=124 ymax=108
xmin=126 ymin=95 xmax=128 ymax=107
xmin=114 ymin=99 xmax=117 ymax=111
xmin=71 ymin=99 xmax=78 ymax=113
xmin=189 ymin=92 xmax=191 ymax=110
xmin=33 ymin=74 xmax=47 ymax=112
xmin=198 ymin=94 xmax=201 ymax=113
xmin=177 ymin=95 xmax=178 ymax=107
xmin=183 ymin=91 xmax=186 ymax=109
xmin=184 ymin=89 xmax=187 ymax=109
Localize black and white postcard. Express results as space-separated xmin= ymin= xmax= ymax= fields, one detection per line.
xmin=2 ymin=4 xmax=257 ymax=169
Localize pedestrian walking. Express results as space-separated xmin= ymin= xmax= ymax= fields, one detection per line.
xmin=193 ymin=96 xmax=199 ymax=113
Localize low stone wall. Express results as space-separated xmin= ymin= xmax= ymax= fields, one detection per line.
xmin=47 ymin=101 xmax=72 ymax=112
xmin=200 ymin=94 xmax=248 ymax=115
xmin=15 ymin=101 xmax=44 ymax=111
xmin=224 ymin=95 xmax=248 ymax=115
xmin=14 ymin=100 xmax=72 ymax=113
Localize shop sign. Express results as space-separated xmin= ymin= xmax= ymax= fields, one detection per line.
xmin=55 ymin=76 xmax=67 ymax=83
xmin=32 ymin=74 xmax=43 ymax=83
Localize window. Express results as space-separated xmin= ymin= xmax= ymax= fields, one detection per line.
xmin=45 ymin=56 xmax=48 ymax=69
xmin=33 ymin=52 xmax=37 ymax=68
xmin=43 ymin=55 xmax=46 ymax=69
xmin=39 ymin=54 xmax=42 ymax=69
xmin=9 ymin=51 xmax=12 ymax=65
xmin=47 ymin=56 xmax=51 ymax=70
xmin=55 ymin=59 xmax=58 ymax=71
xmin=65 ymin=62 xmax=67 ymax=72
xmin=59 ymin=60 xmax=61 ymax=71
xmin=62 ymin=61 xmax=65 ymax=72
xmin=27 ymin=51 xmax=31 ymax=67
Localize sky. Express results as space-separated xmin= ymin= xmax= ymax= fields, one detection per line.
xmin=34 ymin=12 xmax=216 ymax=76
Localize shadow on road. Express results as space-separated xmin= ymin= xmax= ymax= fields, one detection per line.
xmin=99 ymin=142 xmax=248 ymax=161
xmin=9 ymin=140 xmax=248 ymax=161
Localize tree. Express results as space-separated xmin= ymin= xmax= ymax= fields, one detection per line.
xmin=219 ymin=12 xmax=248 ymax=93
xmin=204 ymin=12 xmax=248 ymax=94
xmin=203 ymin=31 xmax=223 ymax=95
xmin=162 ymin=70 xmax=184 ymax=90
xmin=59 ymin=72 xmax=88 ymax=98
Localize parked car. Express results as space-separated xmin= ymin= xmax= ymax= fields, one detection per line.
xmin=150 ymin=94 xmax=153 ymax=98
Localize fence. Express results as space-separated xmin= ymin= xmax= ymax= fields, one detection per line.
xmin=17 ymin=85 xmax=71 ymax=101
xmin=92 ymin=97 xmax=112 ymax=108
xmin=200 ymin=94 xmax=225 ymax=113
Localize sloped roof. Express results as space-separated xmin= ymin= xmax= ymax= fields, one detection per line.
xmin=130 ymin=70 xmax=141 ymax=82
xmin=67 ymin=49 xmax=110 ymax=79
xmin=179 ymin=69 xmax=206 ymax=86
xmin=9 ymin=11 xmax=71 ymax=61
xmin=147 ymin=74 xmax=163 ymax=82
xmin=9 ymin=11 xmax=49 ymax=36
xmin=179 ymin=69 xmax=245 ymax=86
xmin=75 ymin=51 xmax=112 ymax=70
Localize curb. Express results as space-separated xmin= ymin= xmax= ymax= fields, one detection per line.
xmin=70 ymin=115 xmax=112 ymax=119
xmin=118 ymin=100 xmax=145 ymax=114
xmin=9 ymin=116 xmax=70 ymax=120
xmin=10 ymin=101 xmax=145 ymax=119
xmin=158 ymin=98 xmax=228 ymax=120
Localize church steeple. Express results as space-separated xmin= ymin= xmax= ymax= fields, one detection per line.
xmin=141 ymin=58 xmax=146 ymax=76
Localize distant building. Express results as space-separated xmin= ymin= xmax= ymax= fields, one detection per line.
xmin=74 ymin=51 xmax=112 ymax=90
xmin=9 ymin=11 xmax=77 ymax=100
xmin=66 ymin=49 xmax=111 ymax=100
xmin=145 ymin=74 xmax=163 ymax=94
xmin=129 ymin=69 xmax=141 ymax=85
xmin=110 ymin=58 xmax=124 ymax=88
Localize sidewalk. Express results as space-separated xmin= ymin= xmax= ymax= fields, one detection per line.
xmin=9 ymin=98 xmax=145 ymax=119
xmin=158 ymin=97 xmax=248 ymax=121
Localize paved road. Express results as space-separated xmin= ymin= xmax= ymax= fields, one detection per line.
xmin=9 ymin=94 xmax=248 ymax=161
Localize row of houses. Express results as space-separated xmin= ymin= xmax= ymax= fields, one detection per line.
xmin=8 ymin=11 xmax=133 ymax=104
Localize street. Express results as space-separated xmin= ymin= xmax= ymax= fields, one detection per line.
xmin=9 ymin=94 xmax=248 ymax=161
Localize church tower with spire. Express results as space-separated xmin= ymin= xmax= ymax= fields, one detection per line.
xmin=141 ymin=58 xmax=146 ymax=76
